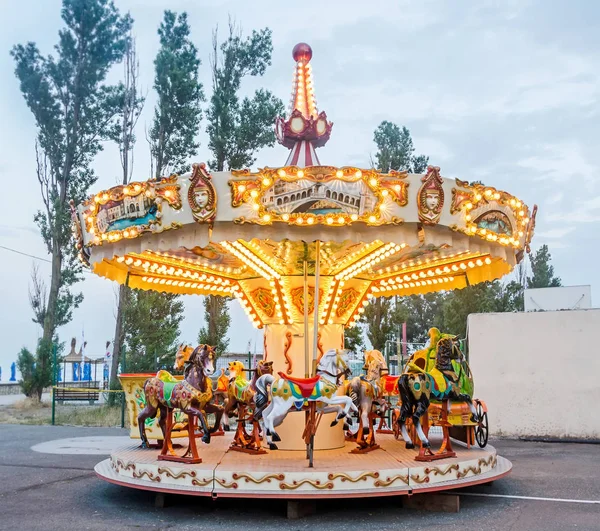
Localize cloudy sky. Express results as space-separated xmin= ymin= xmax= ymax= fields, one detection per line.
xmin=0 ymin=0 xmax=598 ymax=374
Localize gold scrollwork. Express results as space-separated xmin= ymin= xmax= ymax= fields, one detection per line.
xmin=374 ymin=474 xmax=410 ymax=487
xmin=409 ymin=474 xmax=430 ymax=484
xmin=424 ymin=463 xmax=460 ymax=477
xmin=214 ymin=477 xmax=239 ymax=489
xmin=328 ymin=472 xmax=380 ymax=483
xmin=112 ymin=458 xmax=136 ymax=472
xmin=284 ymin=331 xmax=293 ymax=375
xmin=231 ymin=473 xmax=285 ymax=484
xmin=132 ymin=468 xmax=161 ymax=482
xmin=158 ymin=467 xmax=197 ymax=480
xmin=456 ymin=465 xmax=482 ymax=479
xmin=279 ymin=479 xmax=335 ymax=490
xmin=191 ymin=477 xmax=213 ymax=487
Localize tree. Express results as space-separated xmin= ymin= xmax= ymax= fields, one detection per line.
xmin=122 ymin=290 xmax=184 ymax=372
xmin=206 ymin=20 xmax=284 ymax=171
xmin=372 ymin=121 xmax=429 ymax=173
xmin=362 ymin=298 xmax=395 ymax=351
xmin=527 ymin=245 xmax=561 ymax=289
xmin=202 ymin=20 xmax=283 ymax=350
xmin=12 ymin=0 xmax=132 ymax=398
xmin=149 ymin=10 xmax=203 ymax=178
xmin=107 ymin=36 xmax=145 ymax=392
xmin=393 ymin=293 xmax=446 ymax=344
xmin=198 ymin=296 xmax=231 ymax=357
xmin=344 ymin=325 xmax=365 ymax=355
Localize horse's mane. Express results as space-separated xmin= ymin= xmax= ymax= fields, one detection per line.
xmin=365 ymin=349 xmax=386 ymax=368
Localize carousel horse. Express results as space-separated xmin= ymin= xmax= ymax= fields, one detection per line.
xmin=222 ymin=359 xmax=274 ymax=452
xmin=396 ymin=335 xmax=479 ymax=460
xmin=342 ymin=351 xmax=385 ymax=452
xmin=137 ymin=345 xmax=224 ymax=462
xmin=256 ymin=349 xmax=357 ymax=454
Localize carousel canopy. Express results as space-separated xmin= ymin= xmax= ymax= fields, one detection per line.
xmin=73 ymin=44 xmax=536 ymax=330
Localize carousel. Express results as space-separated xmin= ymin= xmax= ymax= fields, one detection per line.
xmin=75 ymin=43 xmax=535 ymax=501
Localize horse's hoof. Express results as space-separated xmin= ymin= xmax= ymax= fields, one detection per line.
xmin=330 ymin=419 xmax=339 ymax=427
xmin=346 ymin=417 xmax=353 ymax=426
xmin=271 ymin=432 xmax=281 ymax=442
xmin=269 ymin=443 xmax=278 ymax=450
xmin=223 ymin=424 xmax=231 ymax=432
xmin=470 ymin=414 xmax=480 ymax=423
xmin=339 ymin=411 xmax=347 ymax=419
xmin=202 ymin=435 xmax=211 ymax=445
xmin=139 ymin=442 xmax=148 ymax=449
xmin=343 ymin=423 xmax=351 ymax=431
xmin=423 ymin=442 xmax=431 ymax=449
xmin=405 ymin=442 xmax=415 ymax=450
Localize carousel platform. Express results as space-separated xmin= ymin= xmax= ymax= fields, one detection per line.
xmin=95 ymin=431 xmax=510 ymax=499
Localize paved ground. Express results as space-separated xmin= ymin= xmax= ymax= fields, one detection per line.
xmin=0 ymin=425 xmax=598 ymax=530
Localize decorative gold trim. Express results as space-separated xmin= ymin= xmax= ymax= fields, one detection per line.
xmin=284 ymin=331 xmax=293 ymax=375
xmin=112 ymin=458 xmax=136 ymax=472
xmin=191 ymin=477 xmax=213 ymax=487
xmin=132 ymin=469 xmax=161 ymax=482
xmin=215 ymin=477 xmax=238 ymax=489
xmin=231 ymin=473 xmax=285 ymax=484
xmin=424 ymin=464 xmax=460 ymax=476
xmin=374 ymin=474 xmax=409 ymax=487
xmin=409 ymin=473 xmax=430 ymax=484
xmin=418 ymin=166 xmax=444 ymax=225
xmin=328 ymin=472 xmax=380 ymax=483
xmin=158 ymin=467 xmax=197 ymax=480
xmin=82 ymin=175 xmax=182 ymax=247
xmin=279 ymin=479 xmax=335 ymax=490
xmin=188 ymin=163 xmax=217 ymax=227
xmin=450 ymin=188 xmax=474 ymax=215
xmin=228 ymin=165 xmax=407 ymax=227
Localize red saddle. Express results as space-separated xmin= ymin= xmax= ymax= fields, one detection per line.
xmin=381 ymin=374 xmax=400 ymax=394
xmin=278 ymin=372 xmax=320 ymax=398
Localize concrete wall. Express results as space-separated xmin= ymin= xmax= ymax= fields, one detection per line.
xmin=468 ymin=309 xmax=600 ymax=440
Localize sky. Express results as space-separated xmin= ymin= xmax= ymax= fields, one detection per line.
xmin=0 ymin=0 xmax=599 ymax=376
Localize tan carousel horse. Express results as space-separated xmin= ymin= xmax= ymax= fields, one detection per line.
xmin=223 ymin=359 xmax=273 ymax=454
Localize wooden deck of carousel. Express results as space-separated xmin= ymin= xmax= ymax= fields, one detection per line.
xmin=95 ymin=431 xmax=511 ymax=499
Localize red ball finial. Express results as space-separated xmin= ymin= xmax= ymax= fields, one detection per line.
xmin=292 ymin=43 xmax=312 ymax=63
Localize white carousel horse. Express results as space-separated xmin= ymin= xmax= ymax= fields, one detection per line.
xmin=255 ymin=349 xmax=358 ymax=450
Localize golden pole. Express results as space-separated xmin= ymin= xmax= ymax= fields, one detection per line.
xmin=303 ymin=260 xmax=309 ymax=377
xmin=312 ymin=240 xmax=321 ymax=376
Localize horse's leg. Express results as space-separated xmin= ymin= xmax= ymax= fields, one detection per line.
xmin=222 ymin=398 xmax=231 ymax=431
xmin=457 ymin=394 xmax=479 ymax=423
xmin=412 ymin=397 xmax=431 ymax=448
xmin=321 ymin=395 xmax=356 ymax=426
xmin=267 ymin=398 xmax=292 ymax=445
xmin=204 ymin=401 xmax=225 ymax=434
xmin=184 ymin=406 xmax=211 ymax=445
xmin=137 ymin=403 xmax=158 ymax=449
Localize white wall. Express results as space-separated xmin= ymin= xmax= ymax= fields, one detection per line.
xmin=524 ymin=285 xmax=592 ymax=312
xmin=468 ymin=309 xmax=600 ymax=440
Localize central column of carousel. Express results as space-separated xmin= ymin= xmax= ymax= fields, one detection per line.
xmin=262 ymin=241 xmax=347 ymax=450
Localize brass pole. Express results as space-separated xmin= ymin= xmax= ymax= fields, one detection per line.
xmin=303 ymin=260 xmax=309 ymax=377
xmin=312 ymin=241 xmax=321 ymax=376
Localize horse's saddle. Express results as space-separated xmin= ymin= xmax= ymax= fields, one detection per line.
xmin=381 ymin=374 xmax=400 ymax=394
xmin=278 ymin=372 xmax=320 ymax=398
xmin=156 ymin=370 xmax=179 ymax=383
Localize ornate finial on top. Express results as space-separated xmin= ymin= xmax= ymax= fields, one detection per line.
xmin=275 ymin=43 xmax=333 ymax=167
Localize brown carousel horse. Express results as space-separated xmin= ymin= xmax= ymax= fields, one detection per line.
xmin=222 ymin=359 xmax=274 ymax=453
xmin=138 ymin=345 xmax=224 ymax=463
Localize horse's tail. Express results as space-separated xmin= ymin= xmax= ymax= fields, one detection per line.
xmin=255 ymin=374 xmax=275 ymax=401
xmin=349 ymin=377 xmax=362 ymax=409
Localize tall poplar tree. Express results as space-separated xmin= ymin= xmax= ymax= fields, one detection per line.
xmin=201 ymin=21 xmax=284 ymax=353
xmin=527 ymin=245 xmax=561 ymax=288
xmin=12 ymin=0 xmax=132 ymax=398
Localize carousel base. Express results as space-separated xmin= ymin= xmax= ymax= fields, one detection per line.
xmin=95 ymin=432 xmax=511 ymax=500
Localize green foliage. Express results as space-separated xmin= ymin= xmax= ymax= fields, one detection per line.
xmin=394 ymin=293 xmax=447 ymax=343
xmin=150 ymin=10 xmax=204 ymax=177
xmin=198 ymin=297 xmax=231 ymax=357
xmin=122 ymin=290 xmax=184 ymax=372
xmin=11 ymin=0 xmax=132 ymax=390
xmin=17 ymin=338 xmax=64 ymax=400
xmin=206 ymin=21 xmax=284 ymax=171
xmin=344 ymin=325 xmax=365 ymax=355
xmin=361 ymin=298 xmax=395 ymax=351
xmin=527 ymin=244 xmax=561 ymax=288
xmin=372 ymin=121 xmax=429 ymax=173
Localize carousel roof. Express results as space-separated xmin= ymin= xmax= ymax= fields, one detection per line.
xmin=72 ymin=44 xmax=536 ymax=330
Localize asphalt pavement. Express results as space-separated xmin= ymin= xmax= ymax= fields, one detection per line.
xmin=0 ymin=424 xmax=598 ymax=530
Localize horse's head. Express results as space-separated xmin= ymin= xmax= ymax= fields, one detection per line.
xmin=189 ymin=344 xmax=216 ymax=376
xmin=256 ymin=359 xmax=273 ymax=376
xmin=227 ymin=360 xmax=245 ymax=379
xmin=174 ymin=343 xmax=194 ymax=370
xmin=319 ymin=348 xmax=352 ymax=380
xmin=364 ymin=349 xmax=387 ymax=374
xmin=437 ymin=336 xmax=462 ymax=362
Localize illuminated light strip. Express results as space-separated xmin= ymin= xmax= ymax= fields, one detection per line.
xmin=376 ymin=275 xmax=456 ymax=294
xmin=147 ymin=250 xmax=245 ymax=277
xmin=246 ymin=240 xmax=284 ymax=277
xmin=322 ymin=279 xmax=341 ymax=325
xmin=268 ymin=279 xmax=290 ymax=325
xmin=220 ymin=241 xmax=276 ymax=280
xmin=332 ymin=241 xmax=383 ymax=275
xmin=233 ymin=289 xmax=264 ymax=329
xmin=375 ymin=250 xmax=477 ymax=279
xmin=140 ymin=275 xmax=234 ymax=295
xmin=231 ymin=241 xmax=281 ymax=280
xmin=347 ymin=284 xmax=378 ymax=327
xmin=335 ymin=242 xmax=405 ymax=282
